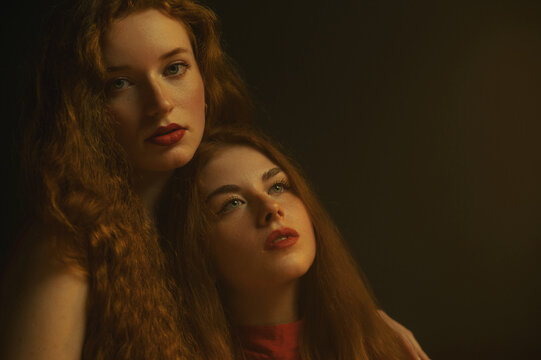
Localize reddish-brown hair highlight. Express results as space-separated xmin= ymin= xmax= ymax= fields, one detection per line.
xmin=18 ymin=0 xmax=253 ymax=358
xmin=160 ymin=126 xmax=410 ymax=359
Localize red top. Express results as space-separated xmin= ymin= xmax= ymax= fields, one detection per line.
xmin=236 ymin=320 xmax=302 ymax=360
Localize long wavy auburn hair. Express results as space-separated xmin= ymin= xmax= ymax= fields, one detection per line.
xmin=158 ymin=126 xmax=411 ymax=359
xmin=18 ymin=0 xmax=252 ymax=358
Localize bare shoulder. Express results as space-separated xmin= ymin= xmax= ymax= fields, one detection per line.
xmin=1 ymin=223 xmax=88 ymax=360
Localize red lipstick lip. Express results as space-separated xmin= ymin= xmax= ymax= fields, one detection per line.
xmin=264 ymin=227 xmax=299 ymax=250
xmin=146 ymin=123 xmax=186 ymax=146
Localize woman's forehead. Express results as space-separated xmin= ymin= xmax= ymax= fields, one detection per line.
xmin=102 ymin=9 xmax=192 ymax=63
xmin=199 ymin=145 xmax=278 ymax=190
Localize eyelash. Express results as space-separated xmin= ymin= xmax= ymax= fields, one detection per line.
xmin=107 ymin=78 xmax=131 ymax=92
xmin=217 ymin=178 xmax=291 ymax=215
xmin=218 ymin=196 xmax=245 ymax=215
xmin=106 ymin=61 xmax=190 ymax=93
xmin=269 ymin=178 xmax=291 ymax=194
xmin=163 ymin=61 xmax=189 ymax=77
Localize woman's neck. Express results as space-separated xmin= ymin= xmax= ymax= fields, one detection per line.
xmin=132 ymin=169 xmax=174 ymax=214
xmin=224 ymin=281 xmax=300 ymax=327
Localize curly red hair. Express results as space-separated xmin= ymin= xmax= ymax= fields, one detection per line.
xmin=19 ymin=0 xmax=252 ymax=358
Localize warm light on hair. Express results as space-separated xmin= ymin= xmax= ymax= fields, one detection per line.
xmin=19 ymin=1 xmax=253 ymax=358
xmin=159 ymin=126 xmax=410 ymax=359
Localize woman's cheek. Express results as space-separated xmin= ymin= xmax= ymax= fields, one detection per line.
xmin=110 ymin=96 xmax=138 ymax=127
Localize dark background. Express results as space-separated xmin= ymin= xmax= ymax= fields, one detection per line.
xmin=3 ymin=1 xmax=540 ymax=359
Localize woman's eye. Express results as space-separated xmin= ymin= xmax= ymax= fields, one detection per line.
xmin=220 ymin=198 xmax=244 ymax=214
xmin=269 ymin=182 xmax=287 ymax=194
xmin=109 ymin=78 xmax=130 ymax=91
xmin=164 ymin=62 xmax=188 ymax=76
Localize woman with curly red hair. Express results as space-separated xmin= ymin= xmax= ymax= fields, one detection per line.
xmin=5 ymin=1 xmax=251 ymax=358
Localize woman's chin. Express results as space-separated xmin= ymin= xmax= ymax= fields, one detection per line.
xmin=133 ymin=151 xmax=197 ymax=173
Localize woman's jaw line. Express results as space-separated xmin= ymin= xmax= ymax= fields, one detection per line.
xmin=132 ymin=167 xmax=176 ymax=213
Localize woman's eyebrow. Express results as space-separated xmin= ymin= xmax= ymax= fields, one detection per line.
xmin=106 ymin=64 xmax=131 ymax=73
xmin=205 ymin=168 xmax=282 ymax=202
xmin=205 ymin=184 xmax=240 ymax=202
xmin=106 ymin=47 xmax=190 ymax=72
xmin=159 ymin=47 xmax=189 ymax=60
xmin=262 ymin=167 xmax=282 ymax=181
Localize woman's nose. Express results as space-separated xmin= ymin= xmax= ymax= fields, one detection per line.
xmin=257 ymin=197 xmax=284 ymax=227
xmin=143 ymin=78 xmax=174 ymax=118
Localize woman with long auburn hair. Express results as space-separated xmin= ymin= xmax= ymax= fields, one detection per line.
xmin=5 ymin=0 xmax=251 ymax=359
xmin=160 ymin=126 xmax=422 ymax=359
xmin=2 ymin=0 xmax=427 ymax=359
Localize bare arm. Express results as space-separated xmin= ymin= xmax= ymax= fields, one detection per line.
xmin=2 ymin=239 xmax=88 ymax=360
xmin=378 ymin=310 xmax=430 ymax=360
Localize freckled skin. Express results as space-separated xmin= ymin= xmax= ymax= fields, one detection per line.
xmin=102 ymin=9 xmax=205 ymax=173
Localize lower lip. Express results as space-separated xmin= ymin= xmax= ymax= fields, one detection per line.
xmin=146 ymin=129 xmax=186 ymax=146
xmin=265 ymin=236 xmax=299 ymax=250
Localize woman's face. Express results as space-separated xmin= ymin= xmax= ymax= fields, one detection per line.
xmin=102 ymin=9 xmax=205 ymax=173
xmin=200 ymin=146 xmax=316 ymax=293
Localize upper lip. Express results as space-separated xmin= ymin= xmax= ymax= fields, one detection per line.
xmin=265 ymin=227 xmax=299 ymax=247
xmin=146 ymin=123 xmax=185 ymax=139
